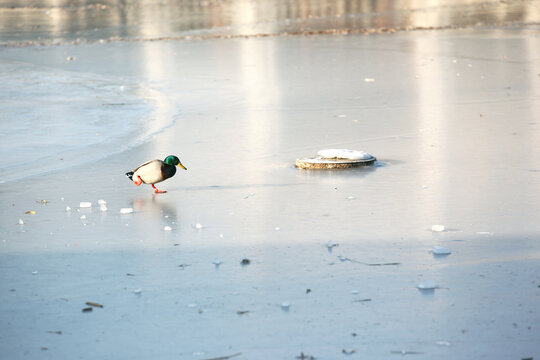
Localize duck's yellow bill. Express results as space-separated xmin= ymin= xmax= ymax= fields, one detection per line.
xmin=178 ymin=163 xmax=187 ymax=170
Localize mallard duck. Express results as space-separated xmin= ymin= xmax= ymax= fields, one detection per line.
xmin=126 ymin=155 xmax=187 ymax=193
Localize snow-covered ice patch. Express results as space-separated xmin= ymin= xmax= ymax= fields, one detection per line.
xmin=195 ymin=223 xmax=203 ymax=230
xmin=65 ymin=206 xmax=71 ymax=212
xmin=120 ymin=208 xmax=134 ymax=214
xmin=100 ymin=204 xmax=107 ymax=212
xmin=98 ymin=199 xmax=106 ymax=205
xmin=18 ymin=219 xmax=24 ymax=225
xmin=163 ymin=226 xmax=172 ymax=231
xmin=317 ymin=149 xmax=373 ymax=160
xmin=79 ymin=202 xmax=92 ymax=208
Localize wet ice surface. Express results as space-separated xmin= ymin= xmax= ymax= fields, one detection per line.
xmin=1 ymin=15 xmax=540 ymax=360
xmin=0 ymin=60 xmax=166 ymax=183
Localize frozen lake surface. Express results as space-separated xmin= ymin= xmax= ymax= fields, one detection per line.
xmin=1 ymin=1 xmax=540 ymax=359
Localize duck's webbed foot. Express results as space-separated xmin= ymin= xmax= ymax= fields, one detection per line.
xmin=134 ymin=176 xmax=143 ymax=186
xmin=152 ymin=184 xmax=167 ymax=194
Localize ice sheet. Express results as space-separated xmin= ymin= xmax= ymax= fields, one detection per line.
xmin=1 ymin=5 xmax=540 ymax=360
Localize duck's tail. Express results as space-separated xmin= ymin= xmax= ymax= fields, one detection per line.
xmin=125 ymin=171 xmax=134 ymax=181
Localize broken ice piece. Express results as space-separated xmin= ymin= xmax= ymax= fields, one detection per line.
xmin=417 ymin=280 xmax=438 ymax=290
xmin=18 ymin=219 xmax=24 ymax=225
xmin=326 ymin=241 xmax=339 ymax=249
xmin=213 ymin=259 xmax=222 ymax=266
xmin=346 ymin=196 xmax=356 ymax=200
xmin=364 ymin=78 xmax=376 ymax=82
xmin=280 ymin=302 xmax=291 ymax=310
xmin=351 ymin=290 xmax=359 ymax=295
xmin=163 ymin=226 xmax=172 ymax=231
xmin=436 ymin=341 xmax=451 ymax=347
xmin=133 ymin=288 xmax=142 ymax=294
xmin=32 ymin=271 xmax=38 ymax=275
xmin=79 ymin=202 xmax=92 ymax=208
xmin=65 ymin=206 xmax=71 ymax=212
xmin=97 ymin=200 xmax=106 ymax=205
xmin=100 ymin=204 xmax=107 ymax=212
xmin=80 ymin=215 xmax=87 ymax=220
xmin=431 ymin=224 xmax=446 ymax=232
xmin=432 ymin=246 xmax=451 ymax=255
xmin=275 ymin=227 xmax=281 ymax=231
xmin=195 ymin=223 xmax=203 ymax=230
xmin=120 ymin=208 xmax=134 ymax=214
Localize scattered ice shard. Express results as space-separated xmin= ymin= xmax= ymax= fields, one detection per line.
xmin=79 ymin=202 xmax=92 ymax=208
xmin=98 ymin=199 xmax=107 ymax=205
xmin=80 ymin=215 xmax=87 ymax=220
xmin=431 ymin=224 xmax=446 ymax=232
xmin=417 ymin=280 xmax=438 ymax=290
xmin=195 ymin=223 xmax=203 ymax=230
xmin=18 ymin=219 xmax=24 ymax=225
xmin=163 ymin=226 xmax=172 ymax=231
xmin=432 ymin=246 xmax=451 ymax=255
xmin=133 ymin=288 xmax=142 ymax=294
xmin=65 ymin=206 xmax=71 ymax=212
xmin=213 ymin=259 xmax=222 ymax=267
xmin=120 ymin=208 xmax=134 ymax=214
xmin=280 ymin=302 xmax=291 ymax=310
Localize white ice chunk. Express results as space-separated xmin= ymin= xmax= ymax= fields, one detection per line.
xmin=351 ymin=290 xmax=359 ymax=295
xmin=364 ymin=78 xmax=376 ymax=82
xmin=80 ymin=215 xmax=87 ymax=220
xmin=133 ymin=288 xmax=142 ymax=294
xmin=417 ymin=280 xmax=438 ymax=290
xmin=275 ymin=227 xmax=281 ymax=231
xmin=280 ymin=302 xmax=291 ymax=310
xmin=65 ymin=206 xmax=71 ymax=212
xmin=18 ymin=219 xmax=24 ymax=225
xmin=431 ymin=224 xmax=446 ymax=232
xmin=163 ymin=226 xmax=172 ymax=231
xmin=194 ymin=223 xmax=203 ymax=230
xmin=98 ymin=199 xmax=107 ymax=205
xmin=100 ymin=204 xmax=107 ymax=212
xmin=32 ymin=271 xmax=38 ymax=275
xmin=317 ymin=149 xmax=373 ymax=160
xmin=432 ymin=246 xmax=451 ymax=255
xmin=79 ymin=202 xmax=92 ymax=208
xmin=120 ymin=208 xmax=134 ymax=214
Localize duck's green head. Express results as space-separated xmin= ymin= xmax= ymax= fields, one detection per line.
xmin=164 ymin=155 xmax=187 ymax=170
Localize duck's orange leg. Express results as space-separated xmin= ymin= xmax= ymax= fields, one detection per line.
xmin=152 ymin=184 xmax=167 ymax=194
xmin=134 ymin=176 xmax=142 ymax=186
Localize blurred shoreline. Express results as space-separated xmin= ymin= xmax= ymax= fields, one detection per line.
xmin=1 ymin=0 xmax=539 ymax=46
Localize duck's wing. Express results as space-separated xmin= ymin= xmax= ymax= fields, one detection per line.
xmin=132 ymin=160 xmax=165 ymax=184
xmin=132 ymin=160 xmax=155 ymax=173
